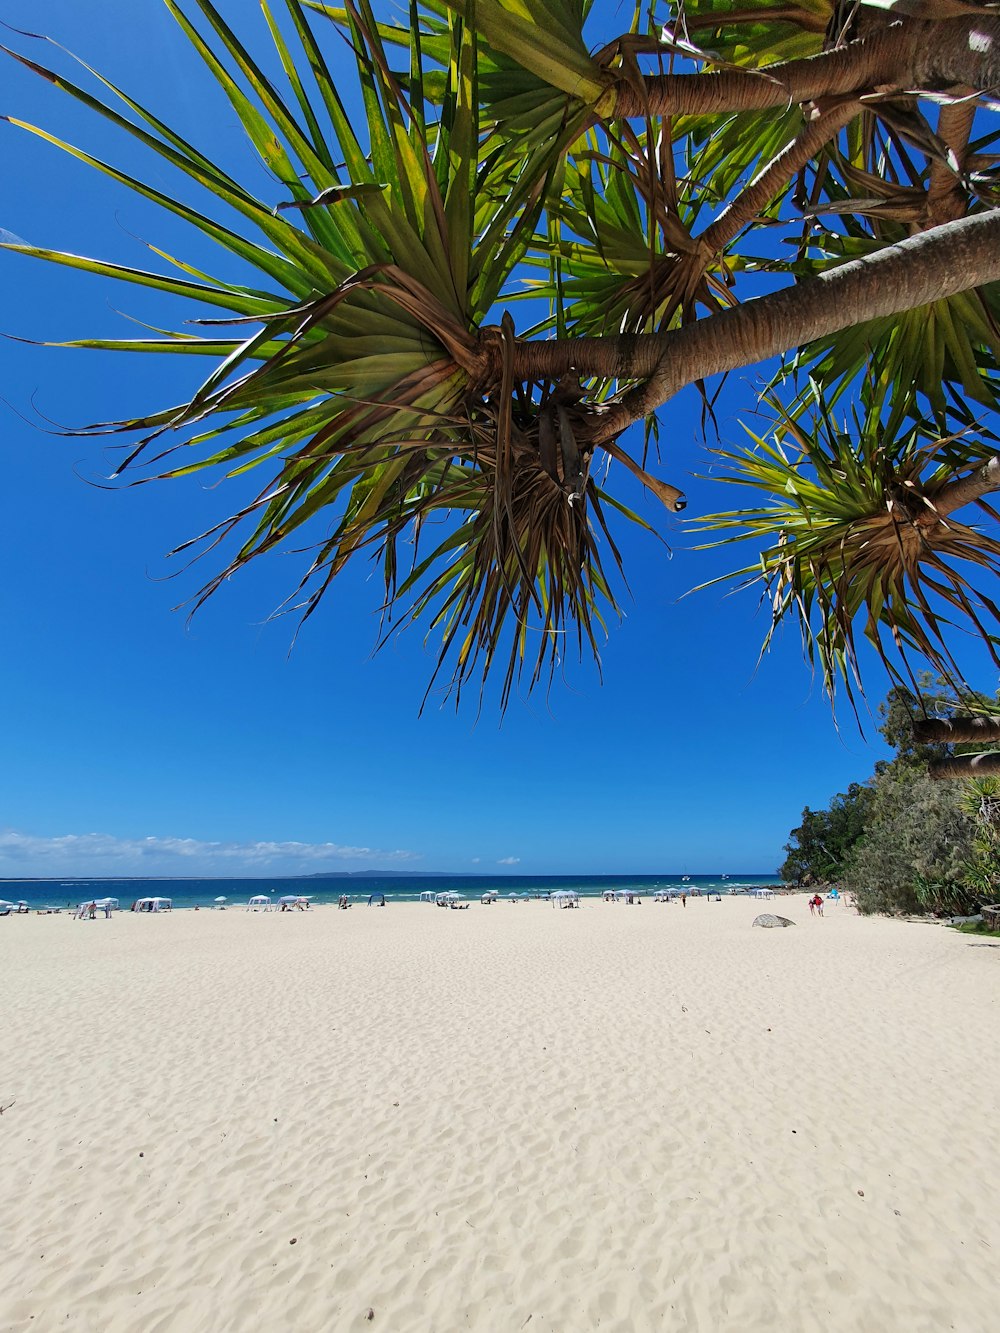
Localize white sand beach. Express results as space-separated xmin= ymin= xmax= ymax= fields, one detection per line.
xmin=1 ymin=896 xmax=997 ymax=1332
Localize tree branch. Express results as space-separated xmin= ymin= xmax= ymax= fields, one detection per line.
xmin=594 ymin=208 xmax=1000 ymax=440
xmin=508 ymin=210 xmax=1000 ymax=442
xmin=927 ymin=93 xmax=976 ymax=224
xmin=930 ymin=455 xmax=1000 ymax=515
xmin=698 ymin=100 xmax=861 ymax=256
xmin=611 ymin=17 xmax=1000 ymax=118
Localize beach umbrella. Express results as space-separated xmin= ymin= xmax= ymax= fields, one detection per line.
xmin=214 ymin=896 xmax=227 ymax=904
xmin=278 ymin=895 xmax=300 ymax=904
xmin=0 ymin=899 xmax=13 ymax=908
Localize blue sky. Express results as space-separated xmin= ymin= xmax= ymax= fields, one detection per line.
xmin=0 ymin=0 xmax=914 ymax=878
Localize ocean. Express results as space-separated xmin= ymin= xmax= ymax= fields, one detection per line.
xmin=0 ymin=872 xmax=783 ymax=911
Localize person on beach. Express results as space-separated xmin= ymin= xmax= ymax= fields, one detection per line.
xmin=681 ymin=893 xmax=687 ymax=908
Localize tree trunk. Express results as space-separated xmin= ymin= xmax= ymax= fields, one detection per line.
xmin=915 ymin=717 xmax=1000 ymax=744
xmin=929 ymin=753 xmax=1000 ymax=778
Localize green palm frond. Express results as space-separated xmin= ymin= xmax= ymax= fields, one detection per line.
xmin=1 ymin=0 xmax=639 ymax=709
xmin=517 ymin=127 xmax=736 ymax=338
xmin=666 ymin=0 xmax=831 ymax=65
xmin=689 ymin=384 xmax=1000 ymax=703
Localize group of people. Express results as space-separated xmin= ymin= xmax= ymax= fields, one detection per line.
xmin=807 ymin=891 xmax=841 ymax=916
xmin=75 ymin=901 xmax=112 ymax=920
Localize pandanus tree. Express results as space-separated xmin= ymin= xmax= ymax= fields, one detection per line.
xmin=5 ymin=0 xmax=1000 ymax=711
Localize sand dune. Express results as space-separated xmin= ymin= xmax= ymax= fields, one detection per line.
xmin=1 ymin=896 xmax=997 ymax=1331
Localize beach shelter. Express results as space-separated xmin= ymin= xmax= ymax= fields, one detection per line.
xmin=246 ymin=894 xmax=272 ymax=911
xmin=418 ymin=890 xmax=436 ymax=903
xmin=551 ymin=889 xmax=580 ymax=908
xmin=133 ymin=897 xmax=172 ymax=912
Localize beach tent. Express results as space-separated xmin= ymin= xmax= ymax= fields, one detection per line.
xmin=481 ymin=891 xmax=499 ymax=904
xmin=246 ymin=895 xmax=272 ymax=911
xmin=418 ymin=891 xmax=436 ymax=903
xmin=133 ymin=897 xmax=172 ymax=912
xmin=551 ymin=890 xmax=580 ymax=908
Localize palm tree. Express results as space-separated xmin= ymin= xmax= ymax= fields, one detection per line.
xmin=4 ymin=0 xmax=1000 ymax=709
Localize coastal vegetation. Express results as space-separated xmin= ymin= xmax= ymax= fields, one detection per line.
xmin=782 ymin=682 xmax=1000 ymax=915
xmin=4 ymin=1 xmax=1000 ymax=711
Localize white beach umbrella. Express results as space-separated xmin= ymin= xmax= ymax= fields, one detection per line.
xmin=278 ymin=895 xmax=300 ymax=904
xmin=0 ymin=899 xmax=13 ymax=908
xmin=214 ymin=896 xmax=227 ymax=903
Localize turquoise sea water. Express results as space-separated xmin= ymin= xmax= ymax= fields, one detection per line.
xmin=0 ymin=873 xmax=783 ymax=911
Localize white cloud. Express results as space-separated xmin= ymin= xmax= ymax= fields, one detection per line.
xmin=0 ymin=829 xmax=421 ymax=878
xmin=497 ymin=856 xmax=521 ymax=865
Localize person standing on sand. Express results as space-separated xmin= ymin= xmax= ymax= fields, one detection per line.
xmin=808 ymin=896 xmax=816 ymax=916
xmin=681 ymin=893 xmax=687 ymax=908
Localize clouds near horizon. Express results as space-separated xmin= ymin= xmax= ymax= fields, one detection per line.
xmin=0 ymin=829 xmax=421 ymax=877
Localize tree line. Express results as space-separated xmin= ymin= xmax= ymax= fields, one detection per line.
xmin=781 ymin=684 xmax=1000 ymax=915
